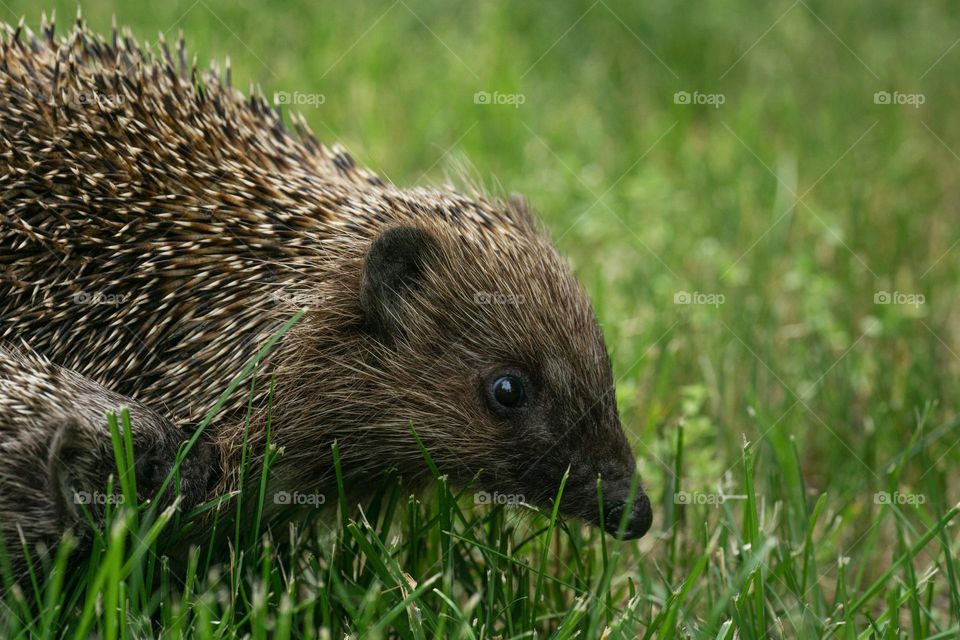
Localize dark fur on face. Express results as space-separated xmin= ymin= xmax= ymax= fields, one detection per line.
xmin=243 ymin=222 xmax=652 ymax=539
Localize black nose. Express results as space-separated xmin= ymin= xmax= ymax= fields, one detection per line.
xmin=603 ymin=493 xmax=653 ymax=539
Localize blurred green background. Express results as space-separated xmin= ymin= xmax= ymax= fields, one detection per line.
xmin=7 ymin=0 xmax=959 ymax=605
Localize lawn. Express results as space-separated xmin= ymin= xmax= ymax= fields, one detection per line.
xmin=2 ymin=0 xmax=959 ymax=637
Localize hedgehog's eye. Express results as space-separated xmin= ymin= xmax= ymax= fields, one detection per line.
xmin=490 ymin=375 xmax=525 ymax=409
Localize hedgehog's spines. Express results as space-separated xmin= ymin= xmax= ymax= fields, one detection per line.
xmin=163 ymin=58 xmax=177 ymax=89
xmin=23 ymin=19 xmax=39 ymax=53
xmin=191 ymin=52 xmax=199 ymax=85
xmin=12 ymin=16 xmax=24 ymax=49
xmin=176 ymin=30 xmax=186 ymax=79
xmin=193 ymin=64 xmax=206 ymax=103
xmin=0 ymin=14 xmax=530 ymax=277
xmin=158 ymin=30 xmax=172 ymax=68
xmin=42 ymin=10 xmax=56 ymax=45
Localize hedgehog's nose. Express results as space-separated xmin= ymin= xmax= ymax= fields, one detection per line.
xmin=603 ymin=492 xmax=653 ymax=539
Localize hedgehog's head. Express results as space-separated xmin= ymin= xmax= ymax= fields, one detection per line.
xmin=349 ymin=203 xmax=651 ymax=540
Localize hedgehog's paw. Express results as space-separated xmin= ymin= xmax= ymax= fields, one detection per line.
xmin=134 ymin=434 xmax=216 ymax=512
xmin=46 ymin=414 xmax=216 ymax=523
xmin=46 ymin=417 xmax=115 ymax=528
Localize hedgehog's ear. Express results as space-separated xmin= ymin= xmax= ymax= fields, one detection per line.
xmin=360 ymin=226 xmax=437 ymax=339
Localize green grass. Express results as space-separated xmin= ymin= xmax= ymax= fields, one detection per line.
xmin=2 ymin=0 xmax=960 ymax=637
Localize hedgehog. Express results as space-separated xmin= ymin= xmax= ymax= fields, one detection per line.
xmin=0 ymin=14 xmax=653 ymax=568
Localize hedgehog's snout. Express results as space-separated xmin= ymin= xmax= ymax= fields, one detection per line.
xmin=602 ymin=492 xmax=653 ymax=540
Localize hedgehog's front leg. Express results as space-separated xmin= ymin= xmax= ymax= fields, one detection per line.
xmin=0 ymin=344 xmax=214 ymax=577
xmin=46 ymin=406 xmax=215 ymax=522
